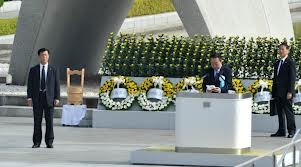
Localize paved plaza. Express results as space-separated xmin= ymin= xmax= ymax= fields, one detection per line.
xmin=0 ymin=117 xmax=175 ymax=167
xmin=0 ymin=116 xmax=301 ymax=167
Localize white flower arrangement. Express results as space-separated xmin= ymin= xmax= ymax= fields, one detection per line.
xmin=255 ymin=79 xmax=269 ymax=95
xmin=138 ymin=76 xmax=174 ymax=111
xmin=293 ymin=105 xmax=301 ymax=115
xmin=99 ymin=76 xmax=139 ymax=110
xmin=252 ymin=102 xmax=270 ymax=114
xmin=138 ymin=93 xmax=172 ymax=111
xmin=182 ymin=77 xmax=200 ymax=93
xmin=253 ymin=103 xmax=301 ymax=115
xmin=99 ymin=92 xmax=136 ymax=110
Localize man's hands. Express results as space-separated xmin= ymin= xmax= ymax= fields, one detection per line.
xmin=211 ymin=87 xmax=221 ymax=93
xmin=28 ymin=99 xmax=60 ymax=106
xmin=287 ymin=92 xmax=293 ymax=100
xmin=54 ymin=99 xmax=60 ymax=106
xmin=27 ymin=99 xmax=32 ymax=106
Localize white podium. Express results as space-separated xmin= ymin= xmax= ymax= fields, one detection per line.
xmin=175 ymin=92 xmax=252 ymax=154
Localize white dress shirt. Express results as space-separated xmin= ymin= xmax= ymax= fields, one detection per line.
xmin=277 ymin=56 xmax=287 ymax=75
xmin=214 ymin=67 xmax=221 ymax=78
xmin=40 ymin=63 xmax=48 ymax=82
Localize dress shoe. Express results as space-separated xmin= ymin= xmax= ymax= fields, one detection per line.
xmin=288 ymin=133 xmax=295 ymax=138
xmin=46 ymin=144 xmax=53 ymax=148
xmin=271 ymin=132 xmax=286 ymax=137
xmin=32 ymin=144 xmax=40 ymax=148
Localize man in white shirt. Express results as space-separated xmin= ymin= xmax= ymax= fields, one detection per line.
xmin=27 ymin=48 xmax=60 ymax=148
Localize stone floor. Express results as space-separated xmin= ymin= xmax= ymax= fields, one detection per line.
xmin=0 ymin=117 xmax=175 ymax=167
xmin=0 ymin=117 xmax=301 ymax=167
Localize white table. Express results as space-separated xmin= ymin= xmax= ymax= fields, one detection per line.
xmin=175 ymin=92 xmax=252 ymax=154
xmin=61 ymin=105 xmax=87 ymax=126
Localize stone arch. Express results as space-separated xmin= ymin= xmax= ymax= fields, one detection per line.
xmin=9 ymin=0 xmax=294 ymax=85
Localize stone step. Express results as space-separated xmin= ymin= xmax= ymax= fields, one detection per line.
xmin=0 ymin=95 xmax=98 ymax=108
xmin=0 ymin=105 xmax=93 ymax=127
xmin=0 ymin=50 xmax=12 ymax=64
xmin=0 ymin=44 xmax=13 ymax=50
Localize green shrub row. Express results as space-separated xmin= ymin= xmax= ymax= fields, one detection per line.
xmin=101 ymin=33 xmax=301 ymax=79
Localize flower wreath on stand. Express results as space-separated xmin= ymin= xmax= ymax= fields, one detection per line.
xmin=174 ymin=77 xmax=203 ymax=94
xmin=232 ymin=79 xmax=247 ymax=94
xmin=248 ymin=79 xmax=273 ymax=114
xmin=138 ymin=76 xmax=174 ymax=111
xmin=293 ymin=79 xmax=301 ymax=114
xmin=99 ymin=76 xmax=139 ymax=110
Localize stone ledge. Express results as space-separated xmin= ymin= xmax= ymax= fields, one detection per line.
xmin=92 ymin=109 xmax=301 ymax=132
xmin=93 ymin=110 xmax=175 ymax=130
xmin=0 ymin=105 xmax=93 ymax=126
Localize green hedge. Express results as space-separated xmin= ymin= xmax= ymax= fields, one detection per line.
xmin=0 ymin=0 xmax=4 ymax=7
xmin=0 ymin=18 xmax=17 ymax=36
xmin=101 ymin=33 xmax=301 ymax=79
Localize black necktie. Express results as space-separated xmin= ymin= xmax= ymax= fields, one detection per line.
xmin=215 ymin=71 xmax=219 ymax=80
xmin=277 ymin=60 xmax=283 ymax=75
xmin=41 ymin=65 xmax=46 ymax=91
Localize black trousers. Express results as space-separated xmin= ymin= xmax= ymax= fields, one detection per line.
xmin=276 ymin=97 xmax=296 ymax=134
xmin=33 ymin=92 xmax=54 ymax=145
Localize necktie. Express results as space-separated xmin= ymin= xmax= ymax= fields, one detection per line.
xmin=214 ymin=70 xmax=219 ymax=80
xmin=277 ymin=60 xmax=283 ymax=75
xmin=41 ymin=65 xmax=46 ymax=91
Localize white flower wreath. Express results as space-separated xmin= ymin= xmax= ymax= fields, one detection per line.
xmin=99 ymin=76 xmax=139 ymax=110
xmin=293 ymin=105 xmax=301 ymax=115
xmin=99 ymin=92 xmax=136 ymax=110
xmin=138 ymin=76 xmax=174 ymax=111
xmin=137 ymin=93 xmax=173 ymax=111
xmin=252 ymin=102 xmax=270 ymax=114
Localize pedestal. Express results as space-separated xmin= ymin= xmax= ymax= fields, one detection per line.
xmin=175 ymin=93 xmax=253 ymax=154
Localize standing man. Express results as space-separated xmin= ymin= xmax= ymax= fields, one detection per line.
xmin=271 ymin=42 xmax=296 ymax=138
xmin=27 ymin=48 xmax=60 ymax=148
xmin=202 ymin=53 xmax=233 ymax=93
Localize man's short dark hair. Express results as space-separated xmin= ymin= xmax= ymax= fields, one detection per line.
xmin=38 ymin=48 xmax=50 ymax=55
xmin=278 ymin=42 xmax=290 ymax=50
xmin=210 ymin=53 xmax=222 ymax=61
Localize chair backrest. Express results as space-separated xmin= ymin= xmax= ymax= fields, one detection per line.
xmin=66 ymin=68 xmax=85 ymax=88
xmin=66 ymin=68 xmax=85 ymax=105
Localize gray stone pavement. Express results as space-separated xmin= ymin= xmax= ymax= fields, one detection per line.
xmin=0 ymin=117 xmax=301 ymax=167
xmin=0 ymin=117 xmax=175 ymax=167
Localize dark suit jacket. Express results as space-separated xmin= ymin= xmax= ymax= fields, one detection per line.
xmin=27 ymin=64 xmax=60 ymax=107
xmin=202 ymin=66 xmax=233 ymax=93
xmin=272 ymin=57 xmax=296 ymax=98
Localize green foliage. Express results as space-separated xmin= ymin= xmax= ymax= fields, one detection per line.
xmin=128 ymin=0 xmax=175 ymax=17
xmin=101 ymin=33 xmax=301 ymax=79
xmin=0 ymin=18 xmax=17 ymax=36
xmin=0 ymin=0 xmax=4 ymax=7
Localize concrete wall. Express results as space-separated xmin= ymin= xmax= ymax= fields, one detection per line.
xmin=172 ymin=0 xmax=294 ymax=39
xmin=9 ymin=0 xmax=134 ymax=85
xmin=10 ymin=0 xmax=294 ymax=85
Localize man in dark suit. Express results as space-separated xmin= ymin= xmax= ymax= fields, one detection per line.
xmin=202 ymin=53 xmax=232 ymax=93
xmin=27 ymin=48 xmax=60 ymax=148
xmin=271 ymin=42 xmax=296 ymax=138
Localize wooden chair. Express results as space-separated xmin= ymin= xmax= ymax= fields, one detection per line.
xmin=67 ymin=68 xmax=85 ymax=105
